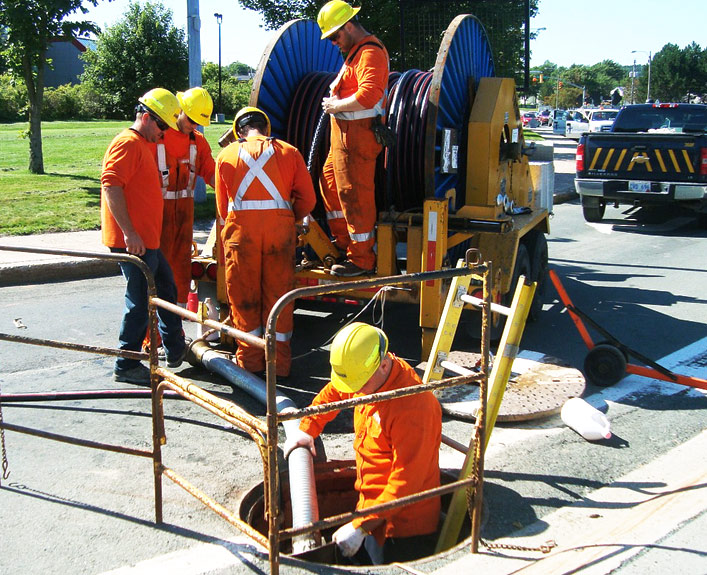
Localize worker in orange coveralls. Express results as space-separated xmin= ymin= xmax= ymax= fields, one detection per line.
xmin=153 ymin=86 xmax=216 ymax=306
xmin=284 ymin=322 xmax=442 ymax=564
xmin=215 ymin=107 xmax=316 ymax=378
xmin=317 ymin=0 xmax=389 ymax=277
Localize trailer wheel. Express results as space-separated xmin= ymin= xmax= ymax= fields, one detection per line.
xmin=581 ymin=196 xmax=606 ymax=223
xmin=524 ymin=231 xmax=548 ymax=322
xmin=584 ymin=343 xmax=626 ymax=387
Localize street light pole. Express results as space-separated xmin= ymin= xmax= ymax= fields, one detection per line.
xmin=632 ymin=50 xmax=652 ymax=103
xmin=214 ymin=13 xmax=223 ymax=120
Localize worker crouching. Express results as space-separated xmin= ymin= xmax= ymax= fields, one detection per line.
xmin=215 ymin=107 xmax=316 ymax=378
xmin=285 ymin=322 xmax=442 ymax=564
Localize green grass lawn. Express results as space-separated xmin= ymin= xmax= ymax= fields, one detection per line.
xmin=0 ymin=120 xmax=228 ymax=236
xmin=1 ymin=119 xmax=546 ymax=236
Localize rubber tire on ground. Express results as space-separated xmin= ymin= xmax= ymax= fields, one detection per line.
xmin=581 ymin=196 xmax=606 ymax=223
xmin=523 ymin=230 xmax=548 ymax=322
xmin=584 ymin=343 xmax=627 ymax=387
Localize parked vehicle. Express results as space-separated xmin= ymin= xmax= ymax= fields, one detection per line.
xmin=566 ymin=108 xmax=621 ymax=139
xmin=565 ymin=109 xmax=590 ymax=139
xmin=587 ymin=109 xmax=619 ymax=133
xmin=575 ymin=103 xmax=707 ymax=223
xmin=538 ymin=109 xmax=552 ymax=126
xmin=522 ymin=111 xmax=540 ymax=128
xmin=552 ymin=109 xmax=569 ymax=135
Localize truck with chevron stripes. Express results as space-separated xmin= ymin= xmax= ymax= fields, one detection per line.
xmin=574 ymin=103 xmax=707 ymax=224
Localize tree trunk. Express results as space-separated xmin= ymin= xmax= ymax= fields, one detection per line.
xmin=23 ymin=51 xmax=45 ymax=174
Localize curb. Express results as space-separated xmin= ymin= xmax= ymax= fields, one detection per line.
xmin=0 ymin=259 xmax=120 ymax=287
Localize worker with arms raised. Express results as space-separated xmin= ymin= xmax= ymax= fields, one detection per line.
xmin=285 ymin=322 xmax=442 ymax=564
xmin=317 ymin=0 xmax=389 ymax=277
xmin=101 ymin=88 xmax=188 ymax=385
xmin=215 ymin=107 xmax=316 ymax=378
xmin=153 ymin=86 xmax=216 ymax=308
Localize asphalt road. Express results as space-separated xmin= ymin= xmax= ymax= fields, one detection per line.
xmin=1 ymin=138 xmax=706 ymax=574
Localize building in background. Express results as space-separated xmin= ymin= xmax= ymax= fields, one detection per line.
xmin=44 ymin=36 xmax=96 ymax=87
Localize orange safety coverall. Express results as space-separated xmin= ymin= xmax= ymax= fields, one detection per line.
xmin=299 ymin=354 xmax=442 ymax=542
xmin=151 ymin=129 xmax=216 ymax=303
xmin=215 ymin=136 xmax=316 ymax=377
xmin=321 ymin=35 xmax=389 ymax=271
xmin=102 ymin=129 xmax=163 ymax=249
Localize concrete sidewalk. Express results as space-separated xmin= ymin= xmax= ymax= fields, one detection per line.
xmin=0 ymin=222 xmax=213 ymax=287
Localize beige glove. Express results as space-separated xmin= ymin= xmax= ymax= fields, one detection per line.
xmin=283 ymin=429 xmax=315 ymax=459
xmin=332 ymin=521 xmax=367 ymax=557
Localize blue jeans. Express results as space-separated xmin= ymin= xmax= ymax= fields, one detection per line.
xmin=111 ymin=248 xmax=185 ymax=371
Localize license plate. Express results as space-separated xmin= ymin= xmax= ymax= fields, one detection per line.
xmin=628 ymin=181 xmax=651 ymax=193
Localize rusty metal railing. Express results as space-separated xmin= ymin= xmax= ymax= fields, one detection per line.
xmin=0 ymin=244 xmax=491 ymax=575
xmin=0 ymin=247 xmax=163 ymax=482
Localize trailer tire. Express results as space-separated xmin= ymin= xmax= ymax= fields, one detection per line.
xmin=524 ymin=231 xmax=548 ymax=322
xmin=584 ymin=343 xmax=627 ymax=387
xmin=581 ymin=196 xmax=606 ymax=222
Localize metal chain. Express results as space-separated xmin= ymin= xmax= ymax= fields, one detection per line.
xmin=0 ymin=379 xmax=10 ymax=485
xmin=480 ymin=538 xmax=557 ymax=554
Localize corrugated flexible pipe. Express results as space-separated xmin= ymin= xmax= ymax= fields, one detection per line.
xmin=190 ymin=341 xmax=320 ymax=552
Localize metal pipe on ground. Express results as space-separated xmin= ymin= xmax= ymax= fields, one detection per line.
xmin=189 ymin=340 xmax=320 ymax=552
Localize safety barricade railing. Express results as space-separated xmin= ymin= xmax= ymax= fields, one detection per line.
xmin=0 ymin=246 xmax=164 ymax=488
xmin=259 ymin=250 xmax=491 ymax=575
xmin=0 ymin=245 xmax=492 ymax=575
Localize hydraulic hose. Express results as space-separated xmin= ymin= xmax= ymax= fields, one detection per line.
xmin=191 ymin=341 xmax=320 ymax=553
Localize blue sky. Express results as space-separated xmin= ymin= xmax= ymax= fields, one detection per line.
xmin=81 ymin=0 xmax=705 ymax=69
xmin=531 ymin=0 xmax=705 ymax=67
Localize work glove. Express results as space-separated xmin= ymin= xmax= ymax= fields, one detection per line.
xmin=283 ymin=429 xmax=315 ymax=459
xmin=332 ymin=521 xmax=367 ymax=557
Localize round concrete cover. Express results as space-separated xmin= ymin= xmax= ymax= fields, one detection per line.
xmin=421 ymin=350 xmax=586 ymax=422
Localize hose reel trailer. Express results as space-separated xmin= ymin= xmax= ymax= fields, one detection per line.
xmin=203 ymin=15 xmax=551 ymax=355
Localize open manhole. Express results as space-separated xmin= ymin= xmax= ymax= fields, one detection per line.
xmin=239 ymin=464 xmax=475 ymax=566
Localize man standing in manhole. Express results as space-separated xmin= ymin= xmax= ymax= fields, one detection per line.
xmin=285 ymin=322 xmax=442 ymax=564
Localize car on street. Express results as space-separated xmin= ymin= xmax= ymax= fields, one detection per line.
xmin=538 ymin=109 xmax=552 ymax=126
xmin=522 ymin=111 xmax=540 ymax=128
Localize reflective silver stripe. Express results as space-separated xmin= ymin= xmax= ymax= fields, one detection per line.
xmin=228 ymin=143 xmax=292 ymax=212
xmin=156 ymin=144 xmax=169 ymax=191
xmin=163 ymin=189 xmax=194 ymax=200
xmin=157 ymin=142 xmax=197 ymax=196
xmin=327 ymin=210 xmax=345 ymax=220
xmin=187 ymin=142 xmax=197 ymax=191
xmin=247 ymin=326 xmax=264 ymax=337
xmin=276 ymin=330 xmax=292 ymax=342
xmin=350 ymin=230 xmax=375 ymax=242
xmin=334 ymin=98 xmax=384 ymax=121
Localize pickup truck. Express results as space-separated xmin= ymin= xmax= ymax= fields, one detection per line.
xmin=575 ymin=103 xmax=707 ymax=223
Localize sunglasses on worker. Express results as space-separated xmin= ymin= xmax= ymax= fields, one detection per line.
xmin=329 ymin=29 xmax=341 ymax=42
xmin=149 ymin=113 xmax=169 ymax=131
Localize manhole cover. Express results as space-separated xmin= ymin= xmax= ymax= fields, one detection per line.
xmin=420 ymin=350 xmax=586 ymax=422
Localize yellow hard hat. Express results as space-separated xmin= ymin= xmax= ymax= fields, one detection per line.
xmin=329 ymin=322 xmax=388 ymax=393
xmin=177 ymin=87 xmax=213 ymax=126
xmin=317 ymin=0 xmax=360 ymax=39
xmin=138 ymin=88 xmax=180 ymax=131
xmin=233 ymin=106 xmax=271 ymax=138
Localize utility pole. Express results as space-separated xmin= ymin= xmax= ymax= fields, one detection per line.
xmin=631 ymin=58 xmax=636 ymax=104
xmin=214 ymin=13 xmax=223 ymax=120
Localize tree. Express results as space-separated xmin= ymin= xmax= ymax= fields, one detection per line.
xmin=81 ymin=2 xmax=188 ymax=119
xmin=238 ymin=0 xmax=538 ymax=75
xmin=0 ymin=0 xmax=102 ymax=173
xmin=201 ymin=62 xmax=251 ymax=118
